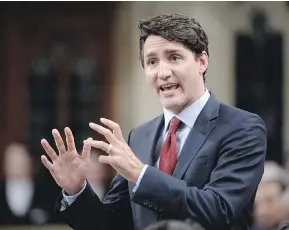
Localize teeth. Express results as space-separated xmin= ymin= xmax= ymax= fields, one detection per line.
xmin=163 ymin=83 xmax=176 ymax=87
xmin=161 ymin=84 xmax=179 ymax=91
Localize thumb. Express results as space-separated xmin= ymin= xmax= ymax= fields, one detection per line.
xmin=81 ymin=137 xmax=92 ymax=161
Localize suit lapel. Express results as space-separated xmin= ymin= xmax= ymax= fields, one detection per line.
xmin=172 ymin=93 xmax=220 ymax=179
xmin=137 ymin=115 xmax=164 ymax=166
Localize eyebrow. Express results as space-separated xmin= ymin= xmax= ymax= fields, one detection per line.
xmin=145 ymin=49 xmax=181 ymax=58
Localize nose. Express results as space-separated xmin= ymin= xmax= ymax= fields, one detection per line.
xmin=157 ymin=61 xmax=172 ymax=80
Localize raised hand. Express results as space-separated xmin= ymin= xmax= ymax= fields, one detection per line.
xmin=88 ymin=118 xmax=144 ymax=182
xmin=41 ymin=127 xmax=92 ymax=195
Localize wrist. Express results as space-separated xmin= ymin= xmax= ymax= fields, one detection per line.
xmin=133 ymin=164 xmax=144 ymax=183
xmin=65 ymin=181 xmax=86 ymax=196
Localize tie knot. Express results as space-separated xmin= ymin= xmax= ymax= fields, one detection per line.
xmin=168 ymin=117 xmax=181 ymax=134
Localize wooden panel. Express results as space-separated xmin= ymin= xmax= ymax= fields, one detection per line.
xmin=0 ymin=1 xmax=117 ymax=179
xmin=1 ymin=1 xmax=116 ymax=154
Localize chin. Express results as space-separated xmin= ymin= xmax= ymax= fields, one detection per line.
xmin=162 ymin=100 xmax=185 ymax=113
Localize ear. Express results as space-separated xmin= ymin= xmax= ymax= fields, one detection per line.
xmin=199 ymin=51 xmax=209 ymax=75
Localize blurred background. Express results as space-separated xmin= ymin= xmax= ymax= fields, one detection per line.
xmin=0 ymin=1 xmax=289 ymax=230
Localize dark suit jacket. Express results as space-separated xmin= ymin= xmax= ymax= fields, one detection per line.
xmin=55 ymin=93 xmax=267 ymax=230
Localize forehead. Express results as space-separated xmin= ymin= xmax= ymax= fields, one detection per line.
xmin=143 ymin=35 xmax=188 ymax=56
xmin=256 ymin=181 xmax=282 ymax=198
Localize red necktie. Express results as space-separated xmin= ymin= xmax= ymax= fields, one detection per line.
xmin=159 ymin=117 xmax=181 ymax=175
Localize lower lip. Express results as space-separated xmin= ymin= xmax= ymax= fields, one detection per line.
xmin=160 ymin=87 xmax=179 ymax=97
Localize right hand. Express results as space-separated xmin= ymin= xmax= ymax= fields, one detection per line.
xmin=41 ymin=127 xmax=92 ymax=195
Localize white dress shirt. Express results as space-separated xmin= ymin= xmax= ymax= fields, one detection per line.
xmin=62 ymin=89 xmax=210 ymax=207
xmin=6 ymin=179 xmax=34 ymax=216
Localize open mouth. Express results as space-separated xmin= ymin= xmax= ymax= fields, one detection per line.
xmin=160 ymin=83 xmax=180 ymax=91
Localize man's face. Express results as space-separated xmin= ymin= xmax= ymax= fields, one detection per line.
xmin=4 ymin=144 xmax=32 ymax=180
xmin=143 ymin=35 xmax=208 ymax=114
xmin=254 ymin=181 xmax=284 ymax=228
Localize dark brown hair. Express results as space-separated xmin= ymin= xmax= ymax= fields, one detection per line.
xmin=138 ymin=14 xmax=209 ymax=81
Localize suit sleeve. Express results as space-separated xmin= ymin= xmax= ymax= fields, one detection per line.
xmin=54 ymin=131 xmax=134 ymax=230
xmin=132 ymin=114 xmax=267 ymax=229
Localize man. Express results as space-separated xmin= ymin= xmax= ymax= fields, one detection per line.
xmin=85 ymin=149 xmax=115 ymax=201
xmin=0 ymin=143 xmax=53 ymax=225
xmin=252 ymin=161 xmax=289 ymax=230
xmin=41 ymin=14 xmax=267 ymax=230
xmin=144 ymin=219 xmax=205 ymax=230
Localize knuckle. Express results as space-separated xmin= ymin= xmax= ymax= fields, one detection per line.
xmin=119 ymin=141 xmax=125 ymax=148
xmin=50 ymin=167 xmax=55 ymax=174
xmin=99 ymin=143 xmax=104 ymax=149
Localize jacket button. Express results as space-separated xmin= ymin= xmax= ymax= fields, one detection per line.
xmin=144 ymin=199 xmax=148 ymax=205
xmin=148 ymin=202 xmax=153 ymax=208
xmin=158 ymin=207 xmax=163 ymax=212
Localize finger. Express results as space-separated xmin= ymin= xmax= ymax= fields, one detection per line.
xmin=89 ymin=122 xmax=119 ymax=145
xmin=52 ymin=129 xmax=66 ymax=155
xmin=41 ymin=138 xmax=57 ymax=162
xmin=81 ymin=137 xmax=92 ymax=161
xmin=100 ymin=118 xmax=125 ymax=142
xmin=65 ymin=127 xmax=76 ymax=151
xmin=90 ymin=140 xmax=119 ymax=155
xmin=98 ymin=155 xmax=114 ymax=165
xmin=41 ymin=155 xmax=54 ymax=173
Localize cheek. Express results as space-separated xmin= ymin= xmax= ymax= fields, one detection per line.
xmin=178 ymin=65 xmax=199 ymax=84
xmin=145 ymin=70 xmax=158 ymax=87
xmin=173 ymin=66 xmax=193 ymax=85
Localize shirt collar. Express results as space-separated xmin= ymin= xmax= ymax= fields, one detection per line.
xmin=163 ymin=89 xmax=210 ymax=131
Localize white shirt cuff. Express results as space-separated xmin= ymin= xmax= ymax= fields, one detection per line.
xmin=132 ymin=164 xmax=148 ymax=193
xmin=62 ymin=180 xmax=87 ymax=206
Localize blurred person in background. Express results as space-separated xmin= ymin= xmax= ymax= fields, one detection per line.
xmin=0 ymin=143 xmax=50 ymax=225
xmin=144 ymin=219 xmax=206 ymax=230
xmin=276 ymin=159 xmax=289 ymax=230
xmin=86 ymin=149 xmax=115 ymax=201
xmin=252 ymin=161 xmax=289 ymax=230
xmin=41 ymin=14 xmax=267 ymax=230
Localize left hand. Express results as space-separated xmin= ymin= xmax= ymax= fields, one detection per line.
xmin=88 ymin=118 xmax=144 ymax=182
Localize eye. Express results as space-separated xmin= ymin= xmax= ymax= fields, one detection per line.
xmin=169 ymin=55 xmax=181 ymax=62
xmin=147 ymin=58 xmax=157 ymax=66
